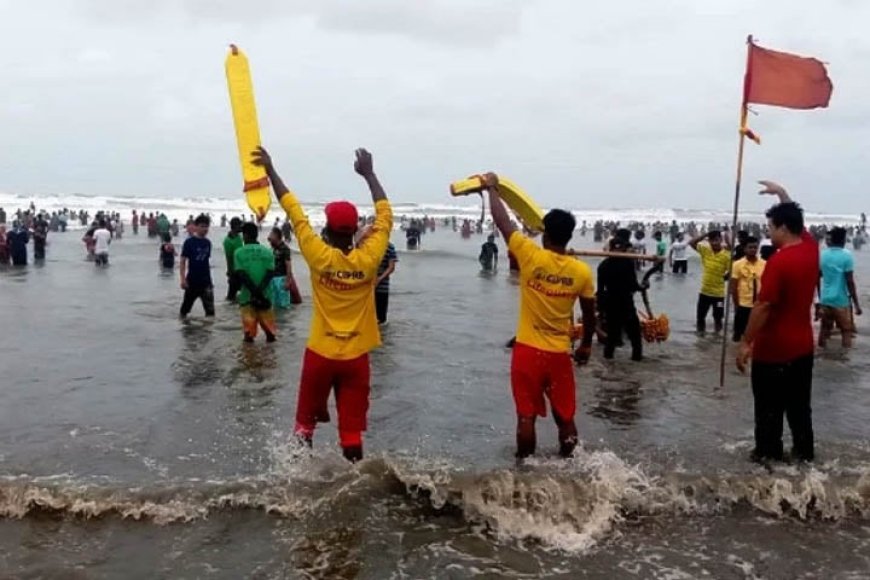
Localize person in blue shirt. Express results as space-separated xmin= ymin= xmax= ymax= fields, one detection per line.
xmin=179 ymin=214 xmax=215 ymax=318
xmin=374 ymin=242 xmax=398 ymax=324
xmin=819 ymin=227 xmax=862 ymax=348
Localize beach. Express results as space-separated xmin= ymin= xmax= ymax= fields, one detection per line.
xmin=0 ymin=222 xmax=868 ymax=578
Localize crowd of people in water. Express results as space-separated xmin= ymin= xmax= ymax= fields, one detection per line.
xmin=0 ymin=153 xmax=865 ymax=466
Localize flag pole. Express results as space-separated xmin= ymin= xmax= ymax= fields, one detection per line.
xmin=718 ymin=35 xmax=754 ymax=388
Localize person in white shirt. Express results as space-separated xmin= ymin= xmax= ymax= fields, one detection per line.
xmin=632 ymin=230 xmax=648 ymax=271
xmin=93 ymin=220 xmax=112 ymax=266
xmin=669 ymin=233 xmax=689 ymax=274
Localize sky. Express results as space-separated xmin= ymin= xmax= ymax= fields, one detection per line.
xmin=0 ymin=0 xmax=867 ymax=213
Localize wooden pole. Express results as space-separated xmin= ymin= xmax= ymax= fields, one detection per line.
xmin=568 ymin=249 xmax=664 ymax=262
xmin=719 ymin=35 xmax=755 ymax=388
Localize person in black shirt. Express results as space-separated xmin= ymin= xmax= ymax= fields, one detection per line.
xmin=479 ymin=234 xmax=498 ymax=272
xmin=268 ymin=226 xmax=297 ymax=309
xmin=8 ymin=222 xmax=29 ymax=266
xmin=32 ymin=216 xmax=48 ymax=261
xmin=179 ymin=214 xmax=215 ymax=317
xmin=159 ymin=233 xmax=176 ymax=271
xmin=732 ymin=230 xmax=750 ymax=261
xmin=598 ymin=237 xmax=647 ymax=361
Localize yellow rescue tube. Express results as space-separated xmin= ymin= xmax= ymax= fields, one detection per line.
xmin=226 ymin=44 xmax=270 ymax=221
xmin=450 ymin=175 xmax=545 ymax=233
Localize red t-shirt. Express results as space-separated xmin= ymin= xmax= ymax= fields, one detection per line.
xmin=753 ymin=230 xmax=819 ymax=363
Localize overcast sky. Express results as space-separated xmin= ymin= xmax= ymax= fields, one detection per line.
xmin=0 ymin=0 xmax=867 ymax=213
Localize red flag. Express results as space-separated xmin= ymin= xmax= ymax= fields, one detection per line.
xmin=745 ymin=43 xmax=833 ymax=109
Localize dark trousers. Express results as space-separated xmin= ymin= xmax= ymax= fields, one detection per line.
xmin=181 ymin=285 xmax=215 ymax=317
xmin=751 ymin=355 xmax=814 ymax=462
xmin=375 ymin=291 xmax=389 ymax=324
xmin=672 ymin=260 xmax=687 ymax=274
xmin=226 ymin=275 xmax=241 ymax=302
xmin=603 ymin=303 xmax=642 ymax=359
xmin=733 ymin=306 xmax=752 ymax=342
xmin=696 ymin=293 xmax=724 ymax=332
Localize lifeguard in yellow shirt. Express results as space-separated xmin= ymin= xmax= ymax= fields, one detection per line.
xmin=483 ymin=173 xmax=597 ymax=460
xmin=253 ymin=146 xmax=392 ymax=462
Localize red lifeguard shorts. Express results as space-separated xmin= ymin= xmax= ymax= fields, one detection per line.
xmin=510 ymin=342 xmax=576 ymax=420
xmin=294 ymin=349 xmax=370 ymax=446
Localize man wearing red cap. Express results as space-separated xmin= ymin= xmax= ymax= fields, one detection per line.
xmin=253 ymin=146 xmax=392 ymax=462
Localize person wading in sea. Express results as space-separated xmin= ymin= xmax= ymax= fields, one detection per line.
xmin=484 ymin=172 xmax=597 ymax=460
xmin=689 ymin=229 xmax=731 ymax=334
xmin=737 ymin=180 xmax=818 ymax=464
xmin=253 ymin=145 xmax=392 ymax=463
xmin=729 ymin=236 xmax=765 ymax=343
xmin=223 ymin=217 xmax=244 ymax=303
xmin=818 ymin=226 xmax=862 ymax=348
xmin=233 ymin=222 xmax=277 ymax=343
xmin=179 ymin=214 xmax=215 ymax=318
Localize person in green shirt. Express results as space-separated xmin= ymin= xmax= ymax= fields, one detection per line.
xmin=689 ymin=230 xmax=732 ymax=334
xmin=223 ymin=217 xmax=244 ymax=302
xmin=233 ymin=222 xmax=277 ymax=343
xmin=156 ymin=213 xmax=171 ymax=238
xmin=652 ymin=231 xmax=668 ymax=275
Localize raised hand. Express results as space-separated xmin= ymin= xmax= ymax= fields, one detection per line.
xmin=251 ymin=146 xmax=273 ymax=170
xmin=354 ymin=148 xmax=374 ymax=178
xmin=482 ymin=172 xmax=499 ymax=190
xmin=758 ymin=180 xmax=783 ymax=194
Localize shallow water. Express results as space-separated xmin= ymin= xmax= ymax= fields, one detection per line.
xmin=1 ymin=227 xmax=869 ymax=579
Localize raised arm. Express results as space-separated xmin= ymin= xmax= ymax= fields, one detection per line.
xmin=688 ymin=232 xmax=708 ymax=252
xmin=758 ymin=180 xmax=793 ymax=204
xmin=483 ymin=173 xmax=517 ymax=242
xmin=354 ymin=148 xmax=387 ymax=203
xmin=253 ymin=147 xmax=326 ymax=262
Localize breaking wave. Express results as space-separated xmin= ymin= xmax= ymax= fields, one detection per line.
xmin=2 ymin=448 xmax=868 ymax=552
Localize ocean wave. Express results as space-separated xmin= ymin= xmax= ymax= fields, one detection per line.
xmin=1 ymin=449 xmax=868 ymax=552
xmin=0 ymin=192 xmax=860 ymax=226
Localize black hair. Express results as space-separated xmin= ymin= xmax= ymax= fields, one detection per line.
xmin=744 ymin=236 xmax=759 ymax=245
xmin=609 ymin=238 xmax=630 ymax=251
xmin=708 ymin=230 xmax=722 ymax=241
xmin=242 ymin=222 xmax=259 ymax=241
xmin=230 ymin=217 xmax=242 ymax=229
xmin=162 ymin=232 xmax=171 ymax=243
xmin=542 ymin=209 xmax=575 ymax=247
xmin=616 ymin=228 xmax=632 ymax=242
xmin=829 ymin=227 xmax=847 ymax=246
xmin=765 ymin=202 xmax=804 ymax=235
xmin=653 ymin=231 xmax=662 ymax=240
xmin=194 ymin=213 xmax=211 ymax=226
xmin=98 ymin=219 xmax=106 ymax=228
xmin=271 ymin=227 xmax=283 ymax=240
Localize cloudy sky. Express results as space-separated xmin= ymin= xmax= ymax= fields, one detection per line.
xmin=0 ymin=0 xmax=867 ymax=213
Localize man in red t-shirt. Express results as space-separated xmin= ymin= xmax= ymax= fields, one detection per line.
xmin=736 ymin=180 xmax=819 ymax=463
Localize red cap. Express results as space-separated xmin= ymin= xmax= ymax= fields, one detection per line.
xmin=324 ymin=201 xmax=359 ymax=234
